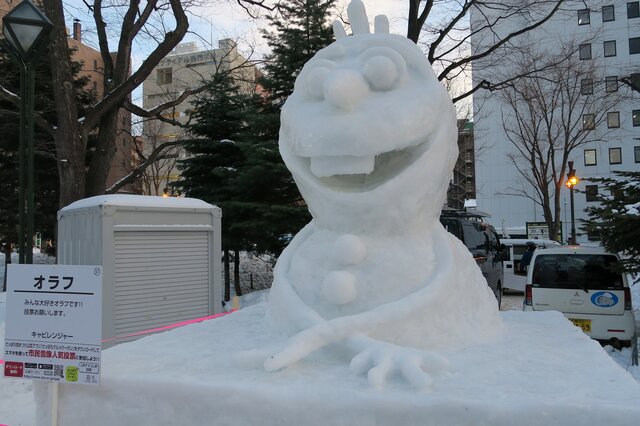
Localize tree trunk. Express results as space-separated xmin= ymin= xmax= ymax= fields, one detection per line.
xmin=233 ymin=249 xmax=242 ymax=297
xmin=86 ymin=110 xmax=120 ymax=196
xmin=42 ymin=0 xmax=86 ymax=208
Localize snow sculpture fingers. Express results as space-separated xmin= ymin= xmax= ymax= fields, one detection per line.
xmin=348 ymin=336 xmax=449 ymax=390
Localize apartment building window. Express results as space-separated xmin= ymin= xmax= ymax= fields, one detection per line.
xmin=579 ymin=43 xmax=592 ymax=59
xmin=605 ymin=76 xmax=618 ymax=92
xmin=609 ymin=147 xmax=622 ymax=164
xmin=628 ymin=2 xmax=640 ymax=18
xmin=578 ymin=8 xmax=590 ymax=24
xmin=604 ymin=40 xmax=617 ymax=57
xmin=607 ymin=111 xmax=620 ymax=128
xmin=630 ymin=37 xmax=640 ymax=54
xmin=602 ymin=5 xmax=615 ymax=21
xmin=93 ymin=81 xmax=97 ymax=91
xmin=582 ymin=113 xmax=595 ymax=130
xmin=633 ymin=109 xmax=640 ymax=126
xmin=635 ymin=146 xmax=640 ymax=163
xmin=584 ymin=149 xmax=597 ymax=166
xmin=581 ymin=78 xmax=593 ymax=94
xmin=93 ymin=59 xmax=98 ymax=71
xmin=157 ymin=68 xmax=172 ymax=85
xmin=585 ymin=185 xmax=599 ymax=202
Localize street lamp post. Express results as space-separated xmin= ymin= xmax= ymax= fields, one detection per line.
xmin=2 ymin=0 xmax=52 ymax=264
xmin=565 ymin=161 xmax=580 ymax=245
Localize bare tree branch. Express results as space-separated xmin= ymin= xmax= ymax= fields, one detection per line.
xmin=83 ymin=0 xmax=189 ymax=132
xmin=106 ymin=139 xmax=185 ymax=194
xmin=437 ymin=1 xmax=565 ymax=83
xmin=498 ymin=40 xmax=629 ymax=240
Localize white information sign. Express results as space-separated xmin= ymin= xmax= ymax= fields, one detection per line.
xmin=3 ymin=264 xmax=102 ymax=385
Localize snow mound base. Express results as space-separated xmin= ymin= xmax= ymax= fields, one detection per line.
xmin=33 ymin=305 xmax=640 ymax=426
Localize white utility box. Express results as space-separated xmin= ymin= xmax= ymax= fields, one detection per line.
xmin=57 ymin=195 xmax=222 ymax=348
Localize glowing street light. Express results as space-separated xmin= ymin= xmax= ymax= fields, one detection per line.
xmin=2 ymin=0 xmax=52 ymax=264
xmin=565 ymin=161 xmax=580 ymax=245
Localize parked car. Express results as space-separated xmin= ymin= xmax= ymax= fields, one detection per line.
xmin=440 ymin=208 xmax=504 ymax=307
xmin=501 ymin=238 xmax=561 ymax=292
xmin=523 ymin=245 xmax=636 ymax=349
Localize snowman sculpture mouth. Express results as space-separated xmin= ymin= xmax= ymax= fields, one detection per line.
xmin=286 ymin=135 xmax=430 ymax=192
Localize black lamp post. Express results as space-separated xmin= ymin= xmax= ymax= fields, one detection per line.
xmin=2 ymin=0 xmax=52 ymax=264
xmin=565 ymin=161 xmax=580 ymax=245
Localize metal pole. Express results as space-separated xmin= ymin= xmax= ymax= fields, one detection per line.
xmin=18 ymin=60 xmax=27 ymax=264
xmin=563 ymin=199 xmax=567 ymax=244
xmin=26 ymin=63 xmax=35 ymax=264
xmin=570 ymin=186 xmax=576 ymax=245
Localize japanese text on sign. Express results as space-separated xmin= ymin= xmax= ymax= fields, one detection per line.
xmin=3 ymin=264 xmax=103 ymax=385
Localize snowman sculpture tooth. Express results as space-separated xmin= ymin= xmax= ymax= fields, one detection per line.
xmin=265 ymin=0 xmax=503 ymax=389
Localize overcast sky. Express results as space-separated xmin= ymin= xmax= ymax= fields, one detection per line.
xmin=187 ymin=0 xmax=410 ymax=54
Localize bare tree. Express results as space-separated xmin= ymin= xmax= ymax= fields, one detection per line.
xmin=406 ymin=0 xmax=579 ymax=103
xmin=137 ymin=120 xmax=184 ymax=196
xmin=498 ymin=42 xmax=629 ymax=241
xmin=35 ymin=0 xmax=270 ymax=209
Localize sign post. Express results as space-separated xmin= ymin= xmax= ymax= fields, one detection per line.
xmin=526 ymin=221 xmax=563 ymax=242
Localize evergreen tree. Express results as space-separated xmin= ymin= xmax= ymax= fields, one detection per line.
xmin=177 ymin=72 xmax=247 ymax=300
xmin=230 ymin=94 xmax=309 ymax=256
xmin=261 ymin=0 xmax=337 ymax=106
xmin=224 ymin=0 xmax=338 ymax=254
xmin=0 ymin=47 xmax=93 ymax=261
xmin=582 ymin=171 xmax=640 ymax=280
xmin=178 ymin=0 xmax=336 ymax=296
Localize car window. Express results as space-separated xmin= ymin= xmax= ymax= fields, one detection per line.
xmin=532 ymin=254 xmax=622 ymax=289
xmin=462 ymin=222 xmax=487 ymax=253
xmin=440 ymin=218 xmax=462 ymax=241
xmin=487 ymin=229 xmax=499 ymax=251
xmin=513 ymin=246 xmax=528 ymax=258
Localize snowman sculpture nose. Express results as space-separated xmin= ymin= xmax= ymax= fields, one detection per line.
xmin=323 ymin=68 xmax=369 ymax=111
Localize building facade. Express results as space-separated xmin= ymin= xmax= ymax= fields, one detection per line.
xmin=472 ymin=1 xmax=640 ymax=241
xmin=447 ymin=120 xmax=476 ymax=210
xmin=141 ymin=40 xmax=256 ymax=196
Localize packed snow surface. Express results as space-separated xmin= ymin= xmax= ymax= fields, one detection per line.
xmin=22 ymin=303 xmax=640 ymax=426
xmin=1 ymin=286 xmax=640 ymax=425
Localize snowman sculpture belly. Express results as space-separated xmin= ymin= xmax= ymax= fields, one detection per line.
xmin=263 ymin=0 xmax=503 ymax=389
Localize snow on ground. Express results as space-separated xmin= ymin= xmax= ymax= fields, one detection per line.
xmin=1 ymin=255 xmax=639 ymax=425
xmin=30 ymin=305 xmax=640 ymax=426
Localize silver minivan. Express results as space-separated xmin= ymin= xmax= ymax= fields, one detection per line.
xmin=523 ymin=246 xmax=636 ymax=348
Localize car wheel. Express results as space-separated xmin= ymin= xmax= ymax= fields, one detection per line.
xmin=609 ymin=338 xmax=625 ymax=351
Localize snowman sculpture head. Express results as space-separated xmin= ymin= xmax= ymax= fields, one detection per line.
xmin=279 ymin=0 xmax=458 ymax=235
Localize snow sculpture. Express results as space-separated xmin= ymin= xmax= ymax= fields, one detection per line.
xmin=265 ymin=0 xmax=503 ymax=389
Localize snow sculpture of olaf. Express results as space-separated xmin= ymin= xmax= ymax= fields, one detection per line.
xmin=265 ymin=0 xmax=503 ymax=389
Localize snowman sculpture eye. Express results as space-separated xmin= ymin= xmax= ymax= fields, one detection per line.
xmin=360 ymin=48 xmax=406 ymax=92
xmin=302 ymin=59 xmax=335 ymax=100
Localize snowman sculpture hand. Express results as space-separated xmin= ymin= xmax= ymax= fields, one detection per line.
xmin=264 ymin=0 xmax=503 ymax=389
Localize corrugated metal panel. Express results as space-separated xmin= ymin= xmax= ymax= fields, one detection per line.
xmin=113 ymin=231 xmax=210 ymax=338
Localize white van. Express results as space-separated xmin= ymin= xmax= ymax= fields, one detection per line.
xmin=501 ymin=239 xmax=560 ymax=292
xmin=523 ymin=246 xmax=636 ymax=348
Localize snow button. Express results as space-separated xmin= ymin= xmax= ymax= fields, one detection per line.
xmin=334 ymin=234 xmax=367 ymax=266
xmin=322 ymin=271 xmax=357 ymax=305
